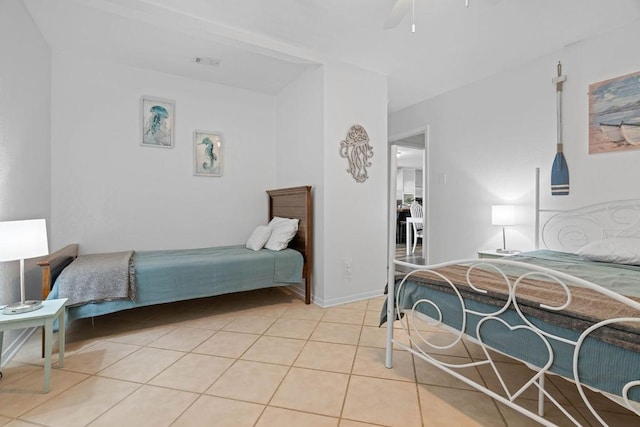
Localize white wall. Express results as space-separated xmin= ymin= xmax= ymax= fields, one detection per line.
xmin=275 ymin=63 xmax=388 ymax=306
xmin=389 ymin=21 xmax=640 ymax=263
xmin=50 ymin=52 xmax=277 ymax=253
xmin=322 ymin=62 xmax=388 ymax=306
xmin=0 ymin=0 xmax=51 ymax=360
xmin=275 ymin=66 xmax=325 ymax=301
xmin=275 ymin=66 xmax=324 ymax=188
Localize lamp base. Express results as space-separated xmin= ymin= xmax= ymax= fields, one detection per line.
xmin=3 ymin=300 xmax=43 ymax=315
xmin=496 ymin=248 xmax=517 ymax=254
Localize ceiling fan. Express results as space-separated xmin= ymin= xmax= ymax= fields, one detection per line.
xmin=383 ymin=0 xmax=501 ymax=31
xmin=383 ymin=0 xmax=415 ymax=31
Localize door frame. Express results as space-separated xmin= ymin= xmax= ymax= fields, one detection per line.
xmin=388 ymin=125 xmax=430 ymax=263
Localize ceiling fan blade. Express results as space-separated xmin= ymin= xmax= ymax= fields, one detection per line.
xmin=383 ymin=0 xmax=412 ymax=29
xmin=467 ymin=0 xmax=504 ymax=6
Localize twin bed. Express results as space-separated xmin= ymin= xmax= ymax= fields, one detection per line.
xmin=37 ymin=186 xmax=313 ymax=323
xmin=384 ymin=177 xmax=640 ymax=426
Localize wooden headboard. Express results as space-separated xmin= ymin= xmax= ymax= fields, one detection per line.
xmin=267 ymin=185 xmax=313 ymax=304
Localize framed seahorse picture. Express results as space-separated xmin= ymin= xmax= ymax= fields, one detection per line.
xmin=194 ymin=130 xmax=222 ymax=177
xmin=141 ymin=96 xmax=175 ymax=148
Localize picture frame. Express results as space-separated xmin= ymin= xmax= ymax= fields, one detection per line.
xmin=588 ymin=70 xmax=640 ymax=154
xmin=141 ymin=96 xmax=175 ymax=148
xmin=194 ymin=130 xmax=222 ymax=177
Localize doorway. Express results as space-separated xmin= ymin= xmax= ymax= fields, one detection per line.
xmin=389 ymin=130 xmax=428 ymax=265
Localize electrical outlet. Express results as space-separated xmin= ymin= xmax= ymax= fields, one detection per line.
xmin=438 ymin=172 xmax=447 ymax=185
xmin=343 ymin=259 xmax=352 ymax=282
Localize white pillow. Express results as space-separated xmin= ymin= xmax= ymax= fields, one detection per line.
xmin=577 ymin=238 xmax=640 ymax=265
xmin=245 ymin=225 xmax=272 ymax=251
xmin=265 ymin=217 xmax=299 ymax=251
xmin=267 ymin=216 xmax=299 ymax=231
xmin=267 ymin=216 xmax=293 ymax=227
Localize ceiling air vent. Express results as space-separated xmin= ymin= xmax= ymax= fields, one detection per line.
xmin=193 ymin=57 xmax=221 ymax=67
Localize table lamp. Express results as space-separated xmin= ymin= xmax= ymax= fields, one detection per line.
xmin=0 ymin=219 xmax=49 ymax=314
xmin=491 ymin=205 xmax=515 ymax=254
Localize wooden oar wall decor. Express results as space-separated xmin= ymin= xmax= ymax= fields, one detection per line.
xmin=551 ymin=61 xmax=569 ymax=196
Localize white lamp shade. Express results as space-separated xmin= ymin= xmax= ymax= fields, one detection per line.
xmin=0 ymin=219 xmax=49 ymax=262
xmin=491 ymin=205 xmax=515 ymax=226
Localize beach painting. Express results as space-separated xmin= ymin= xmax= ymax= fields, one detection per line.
xmin=589 ymin=70 xmax=640 ymax=154
xmin=194 ymin=130 xmax=222 ymax=177
xmin=141 ymin=96 xmax=174 ymax=148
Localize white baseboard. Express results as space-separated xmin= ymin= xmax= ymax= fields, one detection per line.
xmin=315 ymin=289 xmax=385 ymax=308
xmin=279 ymin=284 xmax=383 ymax=308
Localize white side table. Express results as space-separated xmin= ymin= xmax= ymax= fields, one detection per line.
xmin=477 ymin=249 xmax=519 ymax=259
xmin=0 ymin=298 xmax=67 ymax=393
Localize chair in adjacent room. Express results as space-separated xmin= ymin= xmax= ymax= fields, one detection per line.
xmin=409 ymin=202 xmax=424 ymax=253
xmin=396 ymin=208 xmax=409 ymax=245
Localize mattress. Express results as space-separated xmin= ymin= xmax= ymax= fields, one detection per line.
xmin=48 ymin=245 xmax=303 ymax=322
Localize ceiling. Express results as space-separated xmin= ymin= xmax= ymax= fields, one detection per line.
xmin=397 ymin=146 xmax=424 ymax=169
xmin=23 ymin=0 xmax=640 ymax=112
xmin=395 ymin=133 xmax=425 ymax=169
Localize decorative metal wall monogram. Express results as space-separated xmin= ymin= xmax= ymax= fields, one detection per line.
xmin=339 ymin=124 xmax=373 ymax=183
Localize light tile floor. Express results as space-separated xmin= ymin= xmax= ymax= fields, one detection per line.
xmin=0 ymin=287 xmax=638 ymax=426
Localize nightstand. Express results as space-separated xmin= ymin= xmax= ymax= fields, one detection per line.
xmin=0 ymin=298 xmax=67 ymax=392
xmin=477 ymin=249 xmax=519 ymax=259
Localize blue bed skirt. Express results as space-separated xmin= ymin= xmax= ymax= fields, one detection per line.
xmin=384 ymin=278 xmax=640 ymax=402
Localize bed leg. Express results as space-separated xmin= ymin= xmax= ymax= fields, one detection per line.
xmin=538 ymin=374 xmax=545 ymax=416
xmin=385 ymin=291 xmax=395 ymax=369
xmin=385 ymin=321 xmax=394 ymax=368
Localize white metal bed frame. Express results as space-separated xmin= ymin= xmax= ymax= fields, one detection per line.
xmin=385 ymin=168 xmax=640 ymax=426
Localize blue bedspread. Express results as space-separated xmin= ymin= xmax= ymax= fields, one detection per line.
xmin=507 ymin=250 xmax=640 ymax=298
xmin=48 ymin=245 xmax=303 ymax=322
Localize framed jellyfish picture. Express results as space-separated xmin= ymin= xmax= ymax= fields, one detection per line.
xmin=194 ymin=130 xmax=222 ymax=177
xmin=141 ymin=96 xmax=175 ymax=148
